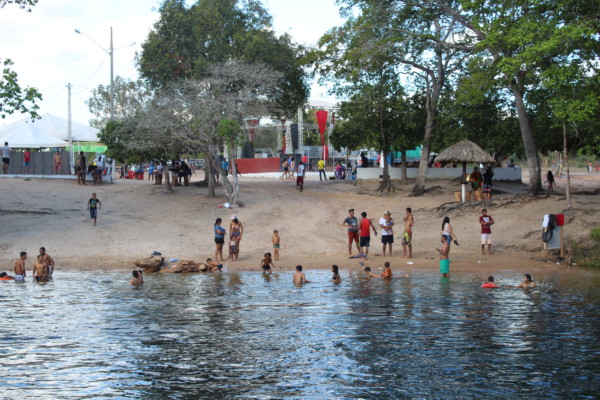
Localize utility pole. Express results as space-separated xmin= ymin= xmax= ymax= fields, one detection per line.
xmin=67 ymin=83 xmax=73 ymax=173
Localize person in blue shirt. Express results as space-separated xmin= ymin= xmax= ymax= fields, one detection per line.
xmin=214 ymin=218 xmax=226 ymax=261
xmin=221 ymin=159 xmax=229 ymax=177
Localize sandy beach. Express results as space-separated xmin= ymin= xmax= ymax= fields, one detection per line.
xmin=1 ymin=169 xmax=599 ymax=274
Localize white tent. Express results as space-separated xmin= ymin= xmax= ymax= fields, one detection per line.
xmin=0 ymin=113 xmax=100 ymax=144
xmin=0 ymin=126 xmax=68 ymax=148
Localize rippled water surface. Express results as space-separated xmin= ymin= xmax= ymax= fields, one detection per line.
xmin=1 ymin=269 xmax=600 ymax=399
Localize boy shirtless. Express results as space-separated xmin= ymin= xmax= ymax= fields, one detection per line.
xmin=206 ymin=258 xmax=223 ymax=272
xmin=32 ymin=255 xmax=49 ymax=282
xmin=53 ymin=151 xmax=62 ymax=174
xmin=402 ymin=208 xmax=414 ymax=259
xmin=39 ymin=247 xmax=55 ymax=277
xmin=293 ymin=265 xmax=310 ymax=285
xmin=261 ymin=252 xmax=276 ymax=274
xmin=272 ymin=230 xmax=280 ymax=261
xmin=14 ymin=251 xmax=27 ymax=282
xmin=227 ymin=238 xmax=238 ymax=261
xmin=130 ymin=270 xmax=144 ymax=285
xmin=364 ymin=266 xmax=379 ymax=278
xmin=381 ymin=261 xmax=393 ymax=279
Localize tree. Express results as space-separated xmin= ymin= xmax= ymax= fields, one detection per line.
xmin=86 ymin=77 xmax=154 ymax=129
xmin=331 ymin=68 xmax=417 ymax=191
xmin=0 ymin=58 xmax=42 ymax=119
xmin=118 ymin=61 xmax=280 ymax=205
xmin=137 ymin=0 xmax=308 ymax=116
xmin=0 ymin=0 xmax=37 ymax=11
xmin=430 ymin=0 xmax=598 ymax=194
xmin=314 ymin=0 xmax=471 ymax=196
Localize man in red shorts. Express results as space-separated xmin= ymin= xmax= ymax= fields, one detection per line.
xmin=341 ymin=209 xmax=360 ymax=257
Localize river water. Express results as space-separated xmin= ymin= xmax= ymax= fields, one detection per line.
xmin=1 ymin=269 xmax=599 ymax=399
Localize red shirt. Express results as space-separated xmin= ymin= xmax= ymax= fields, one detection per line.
xmin=24 ymin=151 xmax=31 ymax=162
xmin=480 ymin=215 xmax=493 ymax=234
xmin=360 ymin=218 xmax=372 ymax=237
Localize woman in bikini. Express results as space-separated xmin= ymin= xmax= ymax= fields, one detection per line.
xmin=441 ymin=217 xmax=458 ymax=256
xmin=230 ymin=215 xmax=244 ymax=257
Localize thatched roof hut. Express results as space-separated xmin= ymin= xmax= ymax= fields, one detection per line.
xmin=435 ymin=140 xmax=495 ymax=164
xmin=435 ymin=140 xmax=495 ymax=181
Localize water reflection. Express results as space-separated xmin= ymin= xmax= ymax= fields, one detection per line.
xmin=1 ymin=270 xmax=599 ymax=399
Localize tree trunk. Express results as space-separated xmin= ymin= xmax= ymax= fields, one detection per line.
xmin=207 ymin=157 xmax=216 ymax=196
xmin=410 ymin=104 xmax=435 ymax=196
xmin=401 ymin=148 xmax=407 ymax=185
xmin=563 ymin=122 xmax=572 ymax=210
xmin=163 ymin=161 xmax=173 ymax=193
xmin=511 ymin=85 xmax=542 ymax=194
xmin=377 ymin=146 xmax=394 ymax=192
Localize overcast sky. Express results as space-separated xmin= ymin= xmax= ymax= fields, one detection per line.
xmin=0 ymin=0 xmax=344 ymax=127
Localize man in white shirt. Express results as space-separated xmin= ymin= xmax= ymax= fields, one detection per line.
xmin=296 ymin=160 xmax=305 ymax=192
xmin=379 ymin=211 xmax=395 ymax=256
xmin=1 ymin=142 xmax=10 ymax=174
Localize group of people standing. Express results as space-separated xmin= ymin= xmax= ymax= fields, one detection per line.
xmin=4 ymin=247 xmax=55 ymax=282
xmin=341 ymin=208 xmax=415 ymax=261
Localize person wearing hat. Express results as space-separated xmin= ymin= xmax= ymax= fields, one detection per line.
xmin=379 ymin=211 xmax=395 ymax=257
xmin=229 ymin=215 xmax=244 ymax=257
xmin=341 ymin=209 xmax=360 ymax=256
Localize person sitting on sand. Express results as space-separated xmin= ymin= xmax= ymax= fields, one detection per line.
xmin=0 ymin=272 xmax=14 ymax=280
xmin=32 ymin=255 xmax=49 ymax=282
xmin=130 ymin=270 xmax=144 ymax=285
xmin=206 ymin=258 xmax=223 ymax=273
xmin=332 ymin=265 xmax=341 ymax=284
xmin=517 ymin=273 xmax=537 ymax=288
xmin=481 ymin=276 xmax=498 ymax=288
xmin=381 ymin=261 xmax=393 ymax=279
xmin=14 ymin=251 xmax=27 ymax=282
xmin=261 ymin=252 xmax=276 ymax=274
xmin=293 ymin=265 xmax=310 ymax=285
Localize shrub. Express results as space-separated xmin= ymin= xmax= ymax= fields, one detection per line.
xmin=592 ymin=227 xmax=600 ymax=243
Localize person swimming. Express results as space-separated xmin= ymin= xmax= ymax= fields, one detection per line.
xmin=481 ymin=276 xmax=498 ymax=288
xmin=332 ymin=265 xmax=341 ymax=284
xmin=517 ymin=273 xmax=537 ymax=288
xmin=130 ymin=270 xmax=144 ymax=285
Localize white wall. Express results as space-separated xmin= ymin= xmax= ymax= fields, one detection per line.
xmin=357 ymin=167 xmax=522 ymax=181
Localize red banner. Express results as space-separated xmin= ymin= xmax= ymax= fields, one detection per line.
xmin=316 ymin=110 xmax=329 ymax=161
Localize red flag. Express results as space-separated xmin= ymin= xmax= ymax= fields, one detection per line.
xmin=316 ymin=110 xmax=328 ymax=161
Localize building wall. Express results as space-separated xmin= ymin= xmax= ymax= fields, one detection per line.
xmin=235 ymin=157 xmax=281 ymax=174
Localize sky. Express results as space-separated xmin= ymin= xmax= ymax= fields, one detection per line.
xmin=0 ymin=0 xmax=345 ymax=127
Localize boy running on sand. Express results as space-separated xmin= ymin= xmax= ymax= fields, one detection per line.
xmin=87 ymin=193 xmax=101 ymax=226
xmin=402 ymin=208 xmax=414 ymax=258
xmin=14 ymin=251 xmax=27 ymax=282
xmin=272 ymin=230 xmax=281 ymax=261
xmin=293 ymin=265 xmax=310 ymax=285
xmin=261 ymin=252 xmax=276 ymax=274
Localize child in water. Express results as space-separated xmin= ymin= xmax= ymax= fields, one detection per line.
xmin=381 ymin=262 xmax=393 ymax=279
xmin=261 ymin=252 xmax=276 ymax=274
xmin=332 ymin=265 xmax=341 ymax=284
xmin=130 ymin=270 xmax=144 ymax=285
xmin=517 ymin=273 xmax=537 ymax=288
xmin=206 ymin=258 xmax=223 ymax=273
xmin=481 ymin=276 xmax=498 ymax=288
xmin=293 ymin=265 xmax=310 ymax=285
xmin=272 ymin=230 xmax=280 ymax=261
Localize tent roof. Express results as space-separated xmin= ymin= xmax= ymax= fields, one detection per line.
xmin=434 ymin=140 xmax=495 ymax=164
xmin=0 ymin=113 xmax=100 ymax=144
xmin=0 ymin=126 xmax=68 ymax=148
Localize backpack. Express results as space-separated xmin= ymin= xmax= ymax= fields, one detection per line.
xmin=542 ymin=214 xmax=557 ymax=242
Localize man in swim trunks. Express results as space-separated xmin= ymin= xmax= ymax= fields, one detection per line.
xmin=480 ymin=209 xmax=494 ymax=255
xmin=53 ymin=151 xmax=62 ymax=174
xmin=13 ymin=251 xmax=27 ymax=282
xmin=342 ymin=209 xmax=361 ymax=256
xmin=39 ymin=247 xmax=55 ymax=277
xmin=32 ymin=255 xmax=49 ymax=282
xmin=402 ymin=208 xmax=414 ymax=259
xmin=359 ymin=211 xmax=377 ymax=260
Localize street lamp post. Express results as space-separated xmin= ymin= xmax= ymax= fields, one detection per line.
xmin=75 ymin=26 xmax=115 ymax=120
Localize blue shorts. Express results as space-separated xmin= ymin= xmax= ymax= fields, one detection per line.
xmin=23 ymin=161 xmax=30 ymax=167
xmin=90 ymin=208 xmax=97 ymax=219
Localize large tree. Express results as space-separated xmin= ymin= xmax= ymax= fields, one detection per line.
xmin=430 ymin=0 xmax=598 ymax=193
xmin=137 ymin=0 xmax=308 ymax=116
xmin=315 ymin=0 xmax=470 ymax=196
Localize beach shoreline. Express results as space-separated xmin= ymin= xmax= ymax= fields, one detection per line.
xmin=1 ymin=169 xmax=598 ymax=275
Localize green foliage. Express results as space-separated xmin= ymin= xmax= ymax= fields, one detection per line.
xmin=0 ymin=58 xmax=42 ymax=119
xmin=591 ymin=227 xmax=600 ymax=243
xmin=137 ymin=0 xmax=308 ymax=115
xmin=0 ymin=0 xmax=37 ymax=11
xmin=217 ymin=119 xmax=242 ymax=146
xmin=86 ymin=77 xmax=154 ymax=129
